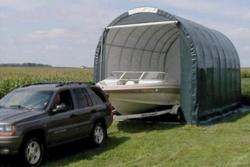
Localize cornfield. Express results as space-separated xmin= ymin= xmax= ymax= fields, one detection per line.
xmin=241 ymin=68 xmax=250 ymax=103
xmin=0 ymin=67 xmax=93 ymax=98
xmin=0 ymin=67 xmax=250 ymax=103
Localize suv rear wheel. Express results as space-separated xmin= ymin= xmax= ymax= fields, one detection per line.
xmin=21 ymin=137 xmax=44 ymax=167
xmin=90 ymin=122 xmax=107 ymax=146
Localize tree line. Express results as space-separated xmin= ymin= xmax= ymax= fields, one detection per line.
xmin=0 ymin=63 xmax=52 ymax=67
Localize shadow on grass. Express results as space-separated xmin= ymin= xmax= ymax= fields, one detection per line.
xmin=117 ymin=119 xmax=184 ymax=133
xmin=199 ymin=106 xmax=250 ymax=126
xmin=46 ymin=135 xmax=129 ymax=166
xmin=0 ymin=136 xmax=129 ymax=167
xmin=0 ymin=155 xmax=18 ymax=167
xmin=218 ymin=110 xmax=250 ymax=123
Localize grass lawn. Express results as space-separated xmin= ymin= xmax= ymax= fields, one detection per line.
xmin=45 ymin=112 xmax=250 ymax=167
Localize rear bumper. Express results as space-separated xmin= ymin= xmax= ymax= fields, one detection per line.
xmin=105 ymin=115 xmax=113 ymax=128
xmin=0 ymin=136 xmax=22 ymax=155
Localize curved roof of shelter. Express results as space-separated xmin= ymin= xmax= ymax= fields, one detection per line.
xmin=105 ymin=7 xmax=240 ymax=69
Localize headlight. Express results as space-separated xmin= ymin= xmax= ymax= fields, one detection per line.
xmin=0 ymin=124 xmax=15 ymax=136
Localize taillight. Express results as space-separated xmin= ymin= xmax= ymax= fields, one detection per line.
xmin=108 ymin=103 xmax=113 ymax=116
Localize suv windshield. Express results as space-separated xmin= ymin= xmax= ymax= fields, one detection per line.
xmin=0 ymin=90 xmax=53 ymax=111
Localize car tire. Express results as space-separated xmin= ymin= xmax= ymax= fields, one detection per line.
xmin=90 ymin=122 xmax=107 ymax=147
xmin=20 ymin=137 xmax=45 ymax=167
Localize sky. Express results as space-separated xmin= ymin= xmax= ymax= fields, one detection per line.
xmin=0 ymin=0 xmax=250 ymax=67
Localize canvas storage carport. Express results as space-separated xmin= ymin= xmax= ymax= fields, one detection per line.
xmin=94 ymin=7 xmax=241 ymax=124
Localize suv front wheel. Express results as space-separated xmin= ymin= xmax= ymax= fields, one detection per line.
xmin=90 ymin=122 xmax=107 ymax=146
xmin=21 ymin=137 xmax=45 ymax=167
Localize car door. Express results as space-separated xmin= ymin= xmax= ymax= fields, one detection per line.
xmin=47 ymin=89 xmax=79 ymax=145
xmin=71 ymin=87 xmax=94 ymax=138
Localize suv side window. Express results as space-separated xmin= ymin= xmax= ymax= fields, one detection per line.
xmin=88 ymin=89 xmax=104 ymax=105
xmin=52 ymin=90 xmax=74 ymax=112
xmin=73 ymin=88 xmax=93 ymax=108
xmin=91 ymin=87 xmax=107 ymax=103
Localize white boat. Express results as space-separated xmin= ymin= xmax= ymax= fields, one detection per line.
xmin=96 ymin=71 xmax=180 ymax=115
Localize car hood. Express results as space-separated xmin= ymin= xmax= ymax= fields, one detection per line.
xmin=0 ymin=108 xmax=43 ymax=124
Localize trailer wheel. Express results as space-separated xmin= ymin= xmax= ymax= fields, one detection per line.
xmin=177 ymin=107 xmax=185 ymax=122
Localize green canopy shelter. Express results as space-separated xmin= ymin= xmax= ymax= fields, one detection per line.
xmin=94 ymin=7 xmax=241 ymax=124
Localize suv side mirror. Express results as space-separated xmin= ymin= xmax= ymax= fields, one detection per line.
xmin=51 ymin=104 xmax=67 ymax=114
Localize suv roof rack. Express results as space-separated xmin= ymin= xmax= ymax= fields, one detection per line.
xmin=21 ymin=82 xmax=95 ymax=88
xmin=55 ymin=82 xmax=95 ymax=87
xmin=21 ymin=82 xmax=61 ymax=88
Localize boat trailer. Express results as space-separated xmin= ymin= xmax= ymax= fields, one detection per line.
xmin=113 ymin=105 xmax=180 ymax=121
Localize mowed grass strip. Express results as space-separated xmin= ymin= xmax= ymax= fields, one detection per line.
xmin=47 ymin=113 xmax=250 ymax=167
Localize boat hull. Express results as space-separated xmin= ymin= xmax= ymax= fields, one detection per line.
xmin=103 ymin=86 xmax=180 ymax=115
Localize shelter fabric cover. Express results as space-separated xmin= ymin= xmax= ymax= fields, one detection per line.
xmin=94 ymin=7 xmax=241 ymax=124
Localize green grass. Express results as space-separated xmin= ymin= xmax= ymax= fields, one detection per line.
xmin=46 ymin=113 xmax=250 ymax=167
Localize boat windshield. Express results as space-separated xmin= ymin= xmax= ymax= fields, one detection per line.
xmin=121 ymin=72 xmax=143 ymax=80
xmin=141 ymin=72 xmax=166 ymax=80
xmin=107 ymin=71 xmax=167 ymax=81
xmin=108 ymin=71 xmax=124 ymax=79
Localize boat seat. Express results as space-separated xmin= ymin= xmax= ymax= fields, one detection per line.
xmin=125 ymin=81 xmax=136 ymax=85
